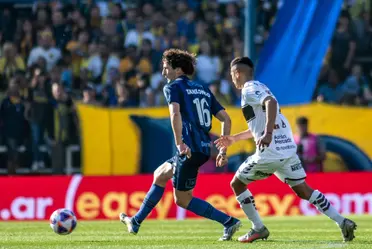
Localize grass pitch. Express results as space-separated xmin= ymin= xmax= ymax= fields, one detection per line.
xmin=0 ymin=215 xmax=371 ymax=249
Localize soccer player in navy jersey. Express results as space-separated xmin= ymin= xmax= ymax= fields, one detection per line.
xmin=120 ymin=49 xmax=241 ymax=241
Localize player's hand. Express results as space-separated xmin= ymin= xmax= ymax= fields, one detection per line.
xmin=216 ymin=151 xmax=228 ymax=167
xmin=214 ymin=136 xmax=236 ymax=151
xmin=177 ymin=142 xmax=191 ymax=158
xmin=256 ymin=132 xmax=272 ymax=151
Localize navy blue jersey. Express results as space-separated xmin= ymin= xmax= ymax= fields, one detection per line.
xmin=163 ymin=75 xmax=224 ymax=156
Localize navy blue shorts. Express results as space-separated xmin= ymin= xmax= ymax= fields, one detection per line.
xmin=167 ymin=152 xmax=210 ymax=191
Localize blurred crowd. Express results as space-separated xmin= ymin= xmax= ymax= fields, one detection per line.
xmin=316 ymin=2 xmax=372 ymax=106
xmin=0 ymin=0 xmax=371 ymax=174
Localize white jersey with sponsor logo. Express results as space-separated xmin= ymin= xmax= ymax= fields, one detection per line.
xmin=241 ymin=81 xmax=297 ymax=161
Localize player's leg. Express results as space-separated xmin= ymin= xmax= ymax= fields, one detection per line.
xmin=119 ymin=160 xmax=174 ymax=234
xmin=231 ymin=157 xmax=271 ymax=243
xmin=275 ymin=155 xmax=357 ymax=242
xmin=172 ymin=153 xmax=241 ymax=241
xmin=291 ymin=181 xmax=356 ymax=242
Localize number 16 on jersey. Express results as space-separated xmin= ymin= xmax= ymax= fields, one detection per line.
xmin=193 ymin=98 xmax=211 ymax=127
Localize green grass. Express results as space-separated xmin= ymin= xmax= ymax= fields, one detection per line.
xmin=0 ymin=216 xmax=371 ymax=249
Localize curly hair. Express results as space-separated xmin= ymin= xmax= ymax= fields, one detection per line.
xmin=162 ymin=49 xmax=196 ymax=75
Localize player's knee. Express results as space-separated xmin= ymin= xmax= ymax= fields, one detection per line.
xmin=174 ymin=196 xmax=189 ymax=208
xmin=230 ymin=177 xmax=246 ymax=194
xmin=154 ymin=163 xmax=173 ymax=183
xmin=174 ymin=190 xmax=192 ymax=208
xmin=154 ymin=172 xmax=171 ymax=184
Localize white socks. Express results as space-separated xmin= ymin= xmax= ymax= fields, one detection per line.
xmin=237 ymin=189 xmax=264 ymax=231
xmin=309 ymin=190 xmax=345 ymax=226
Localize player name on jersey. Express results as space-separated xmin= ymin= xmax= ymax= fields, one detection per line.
xmin=185 ymin=89 xmax=211 ymax=98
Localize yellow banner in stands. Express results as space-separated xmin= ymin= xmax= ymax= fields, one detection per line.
xmin=77 ymin=103 xmax=372 ymax=175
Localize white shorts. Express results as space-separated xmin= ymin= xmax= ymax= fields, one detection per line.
xmin=235 ymin=154 xmax=307 ymax=187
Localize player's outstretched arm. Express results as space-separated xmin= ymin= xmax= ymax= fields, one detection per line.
xmin=214 ymin=129 xmax=253 ymax=151
xmin=168 ymin=102 xmax=191 ymax=157
xmin=256 ymin=96 xmax=277 ymax=150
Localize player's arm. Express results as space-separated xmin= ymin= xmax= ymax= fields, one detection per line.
xmin=211 ymin=92 xmax=231 ymax=151
xmin=210 ymin=92 xmax=230 ymax=167
xmin=164 ymin=84 xmax=190 ymax=157
xmin=214 ymin=110 xmax=231 ymax=146
xmin=262 ymin=96 xmax=277 ymax=135
xmin=256 ymin=95 xmax=277 ymax=150
xmin=214 ymin=129 xmax=253 ymax=151
xmin=168 ymin=102 xmax=183 ymax=146
xmin=232 ymin=129 xmax=253 ymax=141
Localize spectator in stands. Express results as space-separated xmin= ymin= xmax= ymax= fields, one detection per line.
xmin=18 ymin=19 xmax=36 ymax=62
xmin=26 ymin=68 xmax=52 ymax=171
xmin=89 ymin=5 xmax=102 ymax=32
xmin=1 ymin=7 xmax=15 ymax=42
xmin=342 ymin=63 xmax=362 ymax=104
xmin=69 ymin=8 xmax=85 ymax=39
xmin=82 ymin=84 xmax=99 ymax=105
xmin=50 ymin=82 xmax=77 ymax=174
xmin=65 ymin=29 xmax=89 ymax=74
xmin=162 ymin=22 xmax=180 ymax=49
xmin=151 ymin=11 xmax=166 ymax=38
xmin=188 ymin=21 xmax=208 ymax=54
xmin=353 ymin=10 xmax=372 ymax=57
xmin=52 ymin=10 xmax=71 ymax=49
xmin=294 ymin=117 xmax=326 ymax=173
xmin=0 ymin=42 xmax=26 ymax=92
xmin=87 ymin=41 xmax=120 ymax=88
xmin=149 ymin=63 xmax=167 ymax=106
xmin=34 ymin=6 xmax=49 ymax=31
xmin=142 ymin=2 xmax=155 ymax=31
xmin=330 ymin=11 xmax=356 ymax=71
xmin=115 ymin=82 xmax=136 ymax=107
xmin=124 ymin=17 xmax=155 ymax=48
xmin=110 ymin=3 xmax=124 ymax=35
xmin=119 ymin=45 xmax=140 ymax=100
xmin=196 ymin=40 xmax=221 ymax=85
xmin=136 ymin=73 xmax=152 ymax=107
xmin=209 ymin=80 xmax=231 ymax=106
xmin=121 ymin=6 xmax=137 ymax=34
xmin=316 ymin=69 xmax=347 ymax=104
xmin=223 ymin=2 xmax=241 ymax=32
xmin=0 ymin=80 xmax=27 ymax=174
xmin=138 ymin=39 xmax=154 ymax=75
xmin=27 ymin=30 xmax=62 ymax=72
xmin=177 ymin=9 xmax=196 ymax=42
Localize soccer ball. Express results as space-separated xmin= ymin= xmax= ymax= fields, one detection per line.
xmin=50 ymin=208 xmax=77 ymax=235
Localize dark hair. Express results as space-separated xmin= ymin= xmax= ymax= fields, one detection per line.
xmin=296 ymin=116 xmax=308 ymax=125
xmin=162 ymin=49 xmax=196 ymax=75
xmin=230 ymin=57 xmax=254 ymax=69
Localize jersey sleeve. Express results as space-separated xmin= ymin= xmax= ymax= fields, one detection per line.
xmin=242 ymin=84 xmax=271 ymax=106
xmin=210 ymin=91 xmax=224 ymax=116
xmin=163 ymin=83 xmax=181 ymax=104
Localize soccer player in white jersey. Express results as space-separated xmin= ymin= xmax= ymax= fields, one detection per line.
xmin=215 ymin=57 xmax=357 ymax=243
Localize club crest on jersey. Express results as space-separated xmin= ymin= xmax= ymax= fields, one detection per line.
xmin=255 ymin=91 xmax=263 ymax=98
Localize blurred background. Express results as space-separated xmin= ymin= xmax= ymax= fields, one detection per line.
xmin=0 ymin=0 xmax=371 ymax=221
